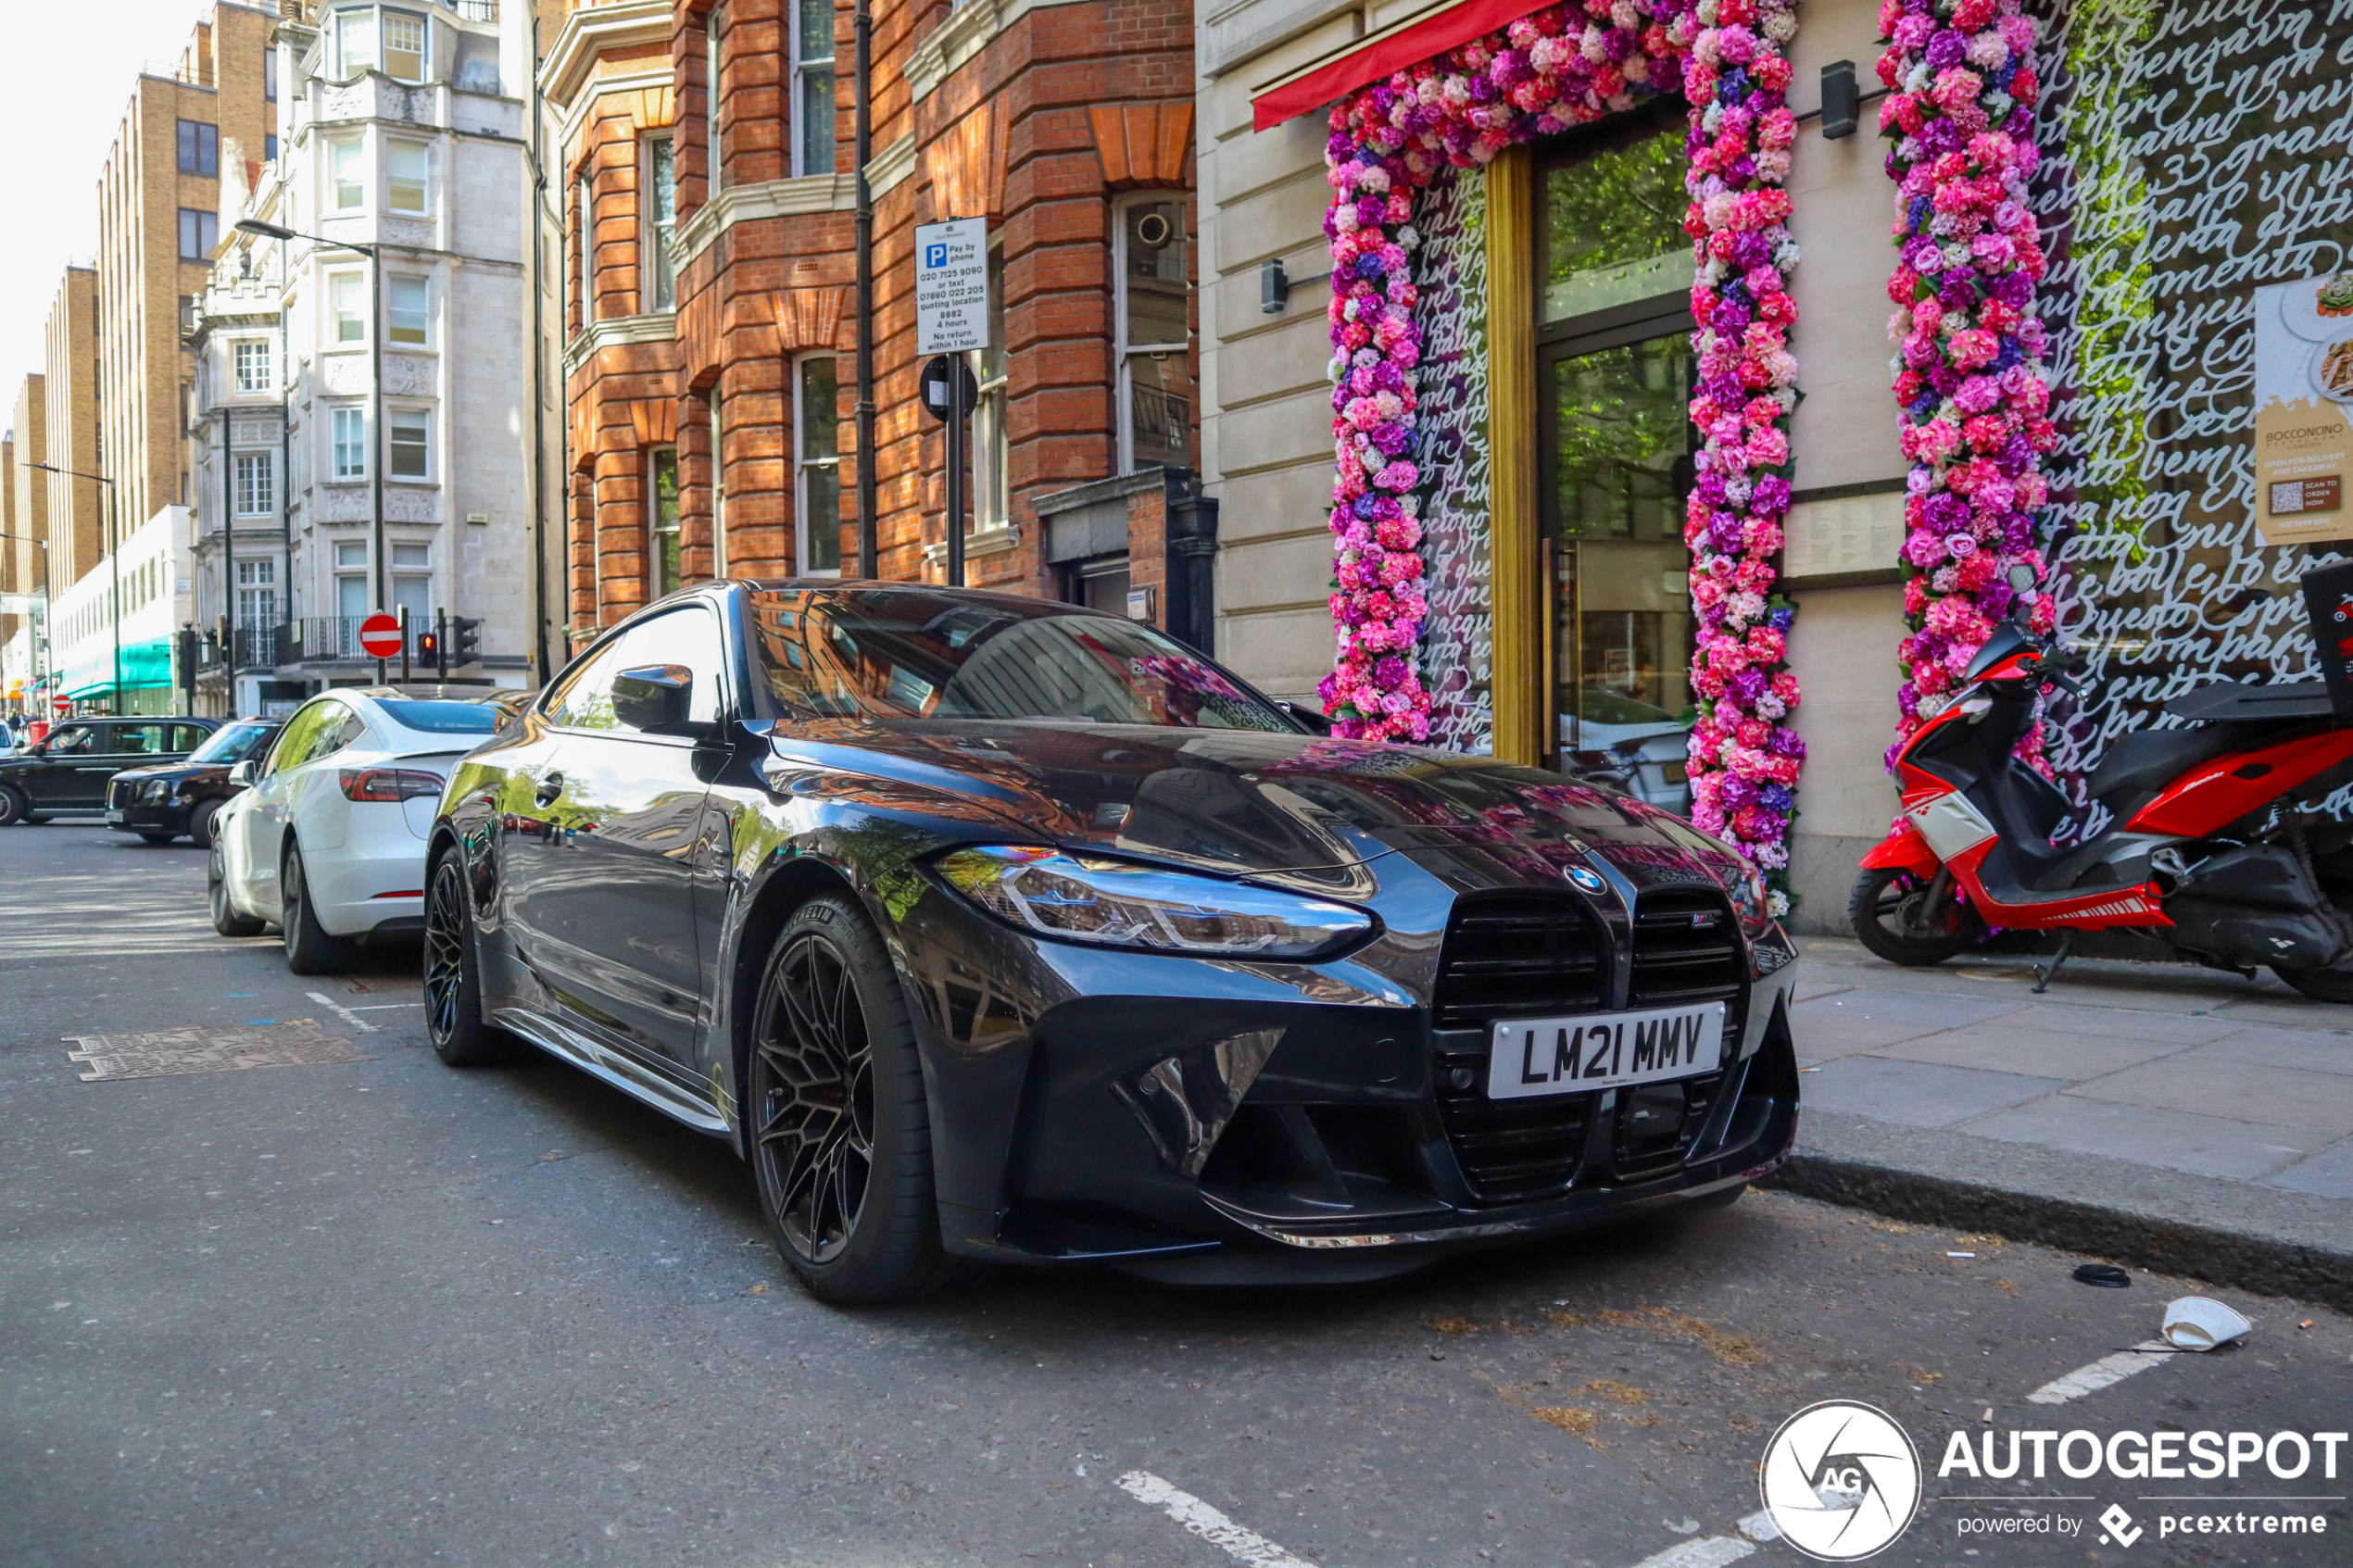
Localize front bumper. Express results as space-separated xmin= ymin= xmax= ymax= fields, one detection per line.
xmin=104 ymin=797 xmax=193 ymax=834
xmin=894 ymin=881 xmax=1802 ymax=1283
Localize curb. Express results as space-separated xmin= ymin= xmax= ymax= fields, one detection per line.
xmin=1755 ymin=1111 xmax=2353 ymax=1315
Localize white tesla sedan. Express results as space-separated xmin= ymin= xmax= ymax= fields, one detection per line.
xmin=208 ymin=688 xmax=510 ymax=972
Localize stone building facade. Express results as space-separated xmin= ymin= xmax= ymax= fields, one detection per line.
xmin=543 ymin=0 xmax=1211 ymax=653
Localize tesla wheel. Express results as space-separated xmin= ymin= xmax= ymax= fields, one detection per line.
xmin=749 ymin=895 xmax=964 ymax=1305
xmin=208 ymin=837 xmax=265 ymax=937
xmin=189 ymin=798 xmax=221 ymax=850
xmin=424 ymin=853 xmax=518 ymax=1065
xmin=0 ymin=786 xmax=27 ymax=826
xmin=281 ymin=844 xmax=349 ymax=975
xmin=1849 ymin=865 xmax=1977 ymax=966
xmin=2271 ymin=963 xmax=2353 ymax=1003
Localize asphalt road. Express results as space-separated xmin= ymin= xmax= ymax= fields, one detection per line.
xmin=3 ymin=818 xmax=2348 ymax=1568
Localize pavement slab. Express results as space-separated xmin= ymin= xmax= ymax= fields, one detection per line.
xmin=1796 ymin=1056 xmax=2071 ymax=1127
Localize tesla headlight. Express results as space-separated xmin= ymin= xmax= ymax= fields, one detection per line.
xmin=934 ymin=846 xmax=1372 ymax=959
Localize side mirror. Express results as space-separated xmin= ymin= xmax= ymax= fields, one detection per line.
xmin=1277 ymin=700 xmax=1332 ymax=735
xmin=228 ymin=759 xmax=257 ymax=787
xmin=2007 ymin=562 xmax=2039 ymax=597
xmin=612 ymin=664 xmax=697 ymax=734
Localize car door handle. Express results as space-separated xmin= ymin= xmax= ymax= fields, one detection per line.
xmin=535 ymin=772 xmax=564 ymax=807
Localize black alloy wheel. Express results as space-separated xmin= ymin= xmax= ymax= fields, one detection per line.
xmin=280 ymin=844 xmax=348 ymax=975
xmin=208 ymin=836 xmax=265 ymax=937
xmin=423 ymin=853 xmax=517 ymax=1064
xmin=0 ymin=785 xmax=26 ymax=827
xmin=748 ymin=895 xmax=967 ymax=1304
xmin=1849 ymin=864 xmax=1977 ymax=966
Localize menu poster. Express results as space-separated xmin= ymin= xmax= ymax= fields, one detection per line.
xmin=2253 ymin=272 xmax=2353 ymax=546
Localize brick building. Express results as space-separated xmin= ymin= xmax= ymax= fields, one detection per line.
xmin=541 ymin=0 xmax=1212 ymax=653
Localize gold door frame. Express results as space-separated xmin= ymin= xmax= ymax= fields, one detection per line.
xmin=1484 ymin=146 xmax=1541 ymax=766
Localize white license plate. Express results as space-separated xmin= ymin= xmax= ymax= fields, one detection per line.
xmin=106 ymin=809 xmax=123 ymax=822
xmin=1487 ymin=1002 xmax=1727 ymax=1100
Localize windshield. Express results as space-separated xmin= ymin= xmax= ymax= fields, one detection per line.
xmin=748 ymin=587 xmax=1295 ymax=732
xmin=377 ymin=699 xmax=504 ymax=735
xmin=185 ymin=721 xmax=274 ymax=765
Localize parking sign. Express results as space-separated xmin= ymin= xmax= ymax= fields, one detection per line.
xmin=914 ymin=218 xmax=988 ymax=354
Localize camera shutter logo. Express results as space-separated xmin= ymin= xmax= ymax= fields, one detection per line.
xmin=1759 ymin=1400 xmax=1922 ymax=1560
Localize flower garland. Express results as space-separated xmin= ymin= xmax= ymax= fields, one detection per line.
xmin=1877 ymin=0 xmax=2058 ymax=762
xmin=1314 ymin=0 xmax=1807 ymax=907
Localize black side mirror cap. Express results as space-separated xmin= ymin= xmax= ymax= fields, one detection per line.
xmin=612 ymin=664 xmax=699 ymax=735
xmin=1277 ymin=700 xmax=1333 ymax=736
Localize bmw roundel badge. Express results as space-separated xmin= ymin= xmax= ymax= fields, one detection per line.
xmin=1566 ymin=865 xmax=1608 ymax=895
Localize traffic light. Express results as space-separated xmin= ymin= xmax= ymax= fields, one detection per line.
xmin=451 ymin=616 xmax=481 ymax=665
xmin=415 ymin=629 xmax=439 ymax=662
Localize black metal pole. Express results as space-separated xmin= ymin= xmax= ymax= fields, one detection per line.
xmin=371 ymin=244 xmax=385 ymax=684
xmin=946 ymin=367 xmax=965 ymax=588
xmin=399 ymin=605 xmax=411 ymax=684
xmin=528 ymin=12 xmax=552 ymax=685
xmin=220 ymin=408 xmax=236 ymax=718
xmin=436 ymin=605 xmax=448 ymax=683
xmin=852 ymin=0 xmax=876 ymax=579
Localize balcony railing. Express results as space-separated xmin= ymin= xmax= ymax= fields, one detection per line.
xmin=451 ymin=0 xmax=498 ymax=19
xmin=284 ymin=615 xmax=449 ymax=664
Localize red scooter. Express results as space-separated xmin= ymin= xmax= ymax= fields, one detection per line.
xmin=1852 ymin=568 xmax=2353 ymax=1000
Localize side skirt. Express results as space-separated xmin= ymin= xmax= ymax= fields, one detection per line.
xmin=489 ymin=1006 xmax=734 ymax=1135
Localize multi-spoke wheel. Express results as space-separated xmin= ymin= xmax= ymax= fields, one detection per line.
xmin=748 ymin=895 xmax=968 ymax=1303
xmin=424 ymin=852 xmax=516 ymax=1065
xmin=209 ymin=835 xmax=264 ymax=937
xmin=1848 ymin=864 xmax=1977 ymax=967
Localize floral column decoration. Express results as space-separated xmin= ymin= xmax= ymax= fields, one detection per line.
xmin=1313 ymin=0 xmax=1807 ymax=909
xmin=1876 ymin=0 xmax=2059 ymax=760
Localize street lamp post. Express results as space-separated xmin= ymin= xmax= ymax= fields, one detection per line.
xmin=0 ymin=530 xmax=54 ymax=703
xmin=236 ymin=218 xmax=385 ymax=681
xmin=30 ymin=463 xmax=119 ymax=714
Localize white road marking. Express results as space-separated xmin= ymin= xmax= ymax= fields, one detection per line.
xmin=1626 ymin=1535 xmax=1755 ymax=1568
xmin=1736 ymin=1511 xmax=1780 ymax=1542
xmin=1115 ymin=1471 xmax=1315 ymax=1568
xmin=2026 ymin=1341 xmax=2176 ymax=1404
xmin=306 ymin=992 xmax=380 ymax=1034
xmin=346 ymin=1001 xmax=422 ymax=1010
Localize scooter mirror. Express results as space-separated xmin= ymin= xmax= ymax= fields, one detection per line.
xmin=2007 ymin=562 xmax=2038 ymax=597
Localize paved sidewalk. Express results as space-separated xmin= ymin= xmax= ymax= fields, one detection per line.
xmin=1770 ymin=936 xmax=2353 ymax=1307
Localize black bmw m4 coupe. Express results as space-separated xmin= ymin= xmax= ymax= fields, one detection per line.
xmin=425 ymin=583 xmax=1800 ymax=1302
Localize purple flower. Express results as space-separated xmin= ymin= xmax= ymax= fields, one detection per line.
xmin=1924 ymin=31 xmax=1968 ymax=70
xmin=1753 ymin=475 xmax=1793 ymax=513
xmin=1768 ymin=606 xmax=1795 ymax=633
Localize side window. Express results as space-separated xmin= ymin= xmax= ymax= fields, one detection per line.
xmin=544 ymin=636 xmax=634 ymax=732
xmin=619 ymin=607 xmax=727 ymax=726
xmin=267 ymin=703 xmax=336 ymax=773
xmin=317 ymin=710 xmax=371 ymax=759
xmin=47 ymin=724 xmax=97 ymax=756
xmin=113 ymin=724 xmax=168 ymax=756
xmin=171 ymin=724 xmax=210 ymax=752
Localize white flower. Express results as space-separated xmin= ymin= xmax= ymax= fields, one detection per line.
xmin=1703 ymin=103 xmax=1725 ymax=134
xmin=1942 ymin=242 xmax=1973 ymax=270
xmin=1397 ymin=223 xmax=1421 ymax=250
xmin=1986 ymin=90 xmax=2014 ymax=119
xmin=1763 ymin=12 xmax=1797 ymax=42
xmin=1773 ymin=237 xmax=1802 ymax=270
xmin=1697 ymin=0 xmax=1719 ymax=22
xmin=1768 ymin=890 xmax=1791 ymax=917
xmin=1903 ymin=61 xmax=1931 ymax=93
xmin=1400 ymin=495 xmax=1419 ymax=518
xmin=1327 ymin=355 xmax=1346 ymax=383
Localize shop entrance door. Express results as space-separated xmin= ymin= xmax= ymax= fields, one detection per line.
xmin=1536 ymin=111 xmax=1697 ymax=813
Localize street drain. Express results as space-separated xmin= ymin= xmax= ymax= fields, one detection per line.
xmin=64 ymin=1021 xmax=365 ymax=1082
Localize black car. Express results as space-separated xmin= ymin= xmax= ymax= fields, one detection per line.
xmin=424 ymin=583 xmax=1800 ymax=1302
xmin=0 ymin=717 xmax=222 ymax=827
xmin=106 ymin=719 xmax=282 ymax=847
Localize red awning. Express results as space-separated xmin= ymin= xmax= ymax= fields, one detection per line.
xmin=1252 ymin=0 xmax=1555 ymax=132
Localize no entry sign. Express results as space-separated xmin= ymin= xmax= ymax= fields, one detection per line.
xmin=358 ymin=613 xmax=403 ymax=659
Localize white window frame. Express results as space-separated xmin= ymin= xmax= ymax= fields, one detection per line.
xmin=648 ymin=446 xmax=682 ymax=597
xmin=330 ymin=270 xmax=369 ymax=345
xmin=1113 ymin=193 xmax=1191 ymax=475
xmin=644 ymin=134 xmax=677 ymax=311
xmin=233 ymin=340 xmax=271 ymax=395
xmin=706 ymin=9 xmax=724 ymax=194
xmin=330 ymin=407 xmax=367 ymax=481
xmin=577 ymin=172 xmax=595 ymax=331
xmin=711 ymin=392 xmax=726 ymax=579
xmin=386 ymin=408 xmax=432 ymax=482
xmin=384 ymin=139 xmax=429 ymax=215
xmin=328 ymin=137 xmax=365 ymax=211
xmin=794 ymin=356 xmax=841 ymax=575
xmin=234 ymin=452 xmax=274 ymax=516
xmin=238 ymin=558 xmax=277 ymax=632
xmin=790 ymin=0 xmax=836 ymax=178
xmin=336 ymin=7 xmax=374 ymax=76
xmin=379 ymin=8 xmax=427 ymax=83
xmin=387 ymin=275 xmax=429 ymax=346
xmin=968 ymin=238 xmax=1009 ymax=532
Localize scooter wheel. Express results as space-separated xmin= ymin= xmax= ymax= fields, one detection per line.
xmin=2271 ymin=964 xmax=2353 ymax=1003
xmin=1849 ymin=865 xmax=1978 ymax=967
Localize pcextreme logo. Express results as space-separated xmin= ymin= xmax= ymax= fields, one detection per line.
xmin=1759 ymin=1400 xmax=1924 ymax=1561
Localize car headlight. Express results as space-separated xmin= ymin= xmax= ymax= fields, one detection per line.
xmin=934 ymin=846 xmax=1373 ymax=959
xmin=1712 ymin=855 xmax=1775 ymax=939
xmin=142 ymin=778 xmax=171 ymax=803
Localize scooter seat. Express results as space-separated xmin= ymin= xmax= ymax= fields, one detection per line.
xmin=2163 ymin=680 xmax=2334 ymax=722
xmin=2086 ymin=721 xmax=2275 ymax=820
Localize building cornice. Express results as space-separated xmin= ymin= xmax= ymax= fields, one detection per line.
xmin=907 ymin=0 xmax=1093 ymax=103
xmin=540 ymin=0 xmax=674 ymax=108
xmin=676 ymin=174 xmax=857 ymax=269
xmin=564 ymin=311 xmax=679 ymax=375
xmin=864 ymin=132 xmax=916 ymax=201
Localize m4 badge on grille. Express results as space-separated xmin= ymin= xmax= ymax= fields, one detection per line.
xmin=1487 ymin=1001 xmax=1727 ymax=1102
